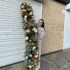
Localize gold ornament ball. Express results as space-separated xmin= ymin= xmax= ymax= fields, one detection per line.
xmin=35 ymin=54 xmax=39 ymax=59
xmin=32 ymin=64 xmax=35 ymax=68
xmin=26 ymin=29 xmax=30 ymax=33
xmin=22 ymin=9 xmax=26 ymax=12
xmin=32 ymin=43 xmax=35 ymax=46
xmin=36 ymin=51 xmax=39 ymax=55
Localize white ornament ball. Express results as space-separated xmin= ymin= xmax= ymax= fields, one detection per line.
xmin=21 ymin=5 xmax=24 ymax=8
xmin=32 ymin=28 xmax=37 ymax=33
xmin=26 ymin=56 xmax=28 ymax=59
xmin=32 ymin=46 xmax=36 ymax=50
xmin=25 ymin=37 xmax=29 ymax=40
xmin=34 ymin=29 xmax=37 ymax=33
xmin=30 ymin=54 xmax=32 ymax=57
xmin=24 ymin=15 xmax=27 ymax=20
xmin=28 ymin=65 xmax=32 ymax=68
xmin=29 ymin=12 xmax=33 ymax=15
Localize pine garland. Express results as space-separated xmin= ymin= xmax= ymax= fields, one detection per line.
xmin=20 ymin=2 xmax=39 ymax=70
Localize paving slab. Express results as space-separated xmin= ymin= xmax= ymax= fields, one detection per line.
xmin=40 ymin=57 xmax=57 ymax=70
xmin=40 ymin=49 xmax=70 ymax=70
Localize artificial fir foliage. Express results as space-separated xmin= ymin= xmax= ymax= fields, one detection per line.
xmin=21 ymin=2 xmax=39 ymax=70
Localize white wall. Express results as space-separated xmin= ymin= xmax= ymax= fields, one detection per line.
xmin=0 ymin=0 xmax=42 ymax=67
xmin=64 ymin=4 xmax=70 ymax=49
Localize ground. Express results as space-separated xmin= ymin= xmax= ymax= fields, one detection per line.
xmin=40 ymin=48 xmax=70 ymax=70
xmin=1 ymin=49 xmax=70 ymax=70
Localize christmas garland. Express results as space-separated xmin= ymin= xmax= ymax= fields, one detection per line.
xmin=21 ymin=2 xmax=39 ymax=70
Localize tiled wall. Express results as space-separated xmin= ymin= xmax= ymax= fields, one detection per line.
xmin=42 ymin=0 xmax=65 ymax=53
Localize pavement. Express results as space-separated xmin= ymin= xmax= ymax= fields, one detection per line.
xmin=1 ymin=49 xmax=70 ymax=70
xmin=40 ymin=48 xmax=70 ymax=70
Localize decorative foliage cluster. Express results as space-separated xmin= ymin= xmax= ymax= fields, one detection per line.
xmin=21 ymin=2 xmax=39 ymax=70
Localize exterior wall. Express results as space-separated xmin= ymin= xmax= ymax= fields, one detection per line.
xmin=42 ymin=0 xmax=65 ymax=53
